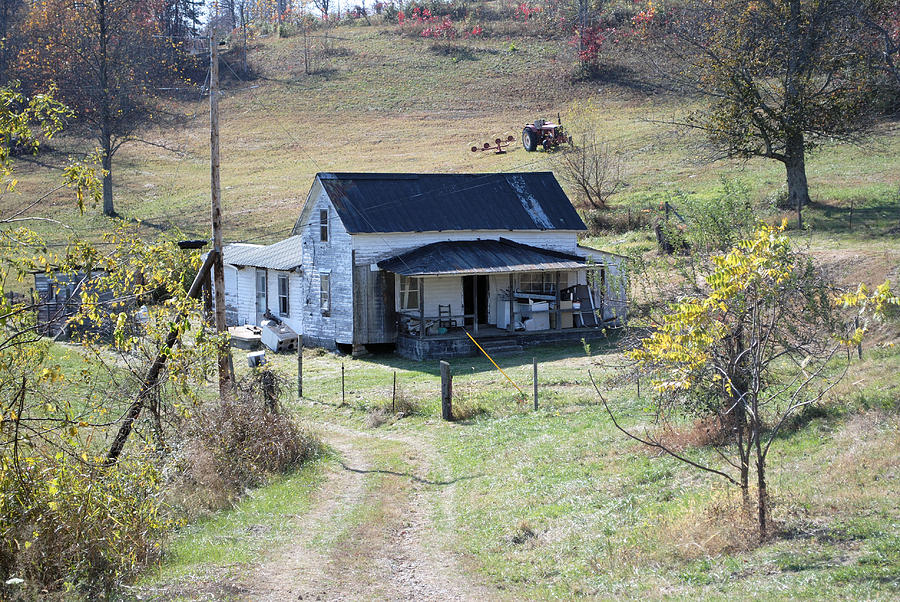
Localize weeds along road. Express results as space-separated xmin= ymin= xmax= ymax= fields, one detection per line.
xmin=241 ymin=424 xmax=495 ymax=601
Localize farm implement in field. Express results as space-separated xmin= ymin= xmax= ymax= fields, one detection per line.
xmin=522 ymin=114 xmax=572 ymax=151
xmin=472 ymin=135 xmax=516 ymax=154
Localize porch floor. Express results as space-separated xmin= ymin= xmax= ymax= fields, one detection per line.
xmin=396 ymin=324 xmax=616 ymax=361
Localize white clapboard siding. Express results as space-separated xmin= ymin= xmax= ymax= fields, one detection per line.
xmin=297 ymin=186 xmax=354 ymax=347
xmin=223 ymin=264 xmax=240 ymax=325
xmin=235 ymin=267 xmax=257 ymax=325
xmin=419 ymin=276 xmax=463 ymax=318
xmin=352 ymin=230 xmax=581 ymax=264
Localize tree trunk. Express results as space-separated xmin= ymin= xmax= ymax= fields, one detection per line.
xmin=784 ymin=132 xmax=810 ymax=228
xmin=101 ymin=135 xmax=114 ymax=217
xmin=750 ymin=389 xmax=768 ymax=541
xmin=98 ymin=0 xmax=115 ymax=217
xmin=755 ymin=435 xmax=768 ymax=541
xmin=0 ymin=1 xmax=9 ymax=85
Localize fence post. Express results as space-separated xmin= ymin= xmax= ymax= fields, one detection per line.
xmin=533 ymin=357 xmax=538 ymax=410
xmin=392 ymin=370 xmax=397 ymax=413
xmin=440 ymin=360 xmax=452 ymax=421
xmin=341 ymin=362 xmax=345 ymax=406
xmin=297 ymin=336 xmax=302 ymax=398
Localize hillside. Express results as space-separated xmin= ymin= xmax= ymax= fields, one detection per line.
xmin=10 ymin=21 xmax=900 ymax=252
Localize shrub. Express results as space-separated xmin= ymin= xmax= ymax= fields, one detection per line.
xmin=0 ymin=454 xmax=172 ymax=598
xmin=368 ymin=385 xmax=423 ymax=427
xmin=175 ymin=399 xmax=321 ymax=512
xmin=171 ymin=375 xmax=322 ymax=513
xmin=451 ymin=397 xmax=489 ymax=421
xmin=279 ymin=22 xmax=298 ymax=37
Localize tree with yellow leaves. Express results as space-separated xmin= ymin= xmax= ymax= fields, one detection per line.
xmin=599 ymin=223 xmax=896 ymax=540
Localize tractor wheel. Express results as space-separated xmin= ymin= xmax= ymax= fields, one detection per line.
xmin=522 ymin=128 xmax=538 ymax=152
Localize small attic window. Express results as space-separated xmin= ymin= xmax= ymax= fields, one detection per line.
xmin=319 ymin=209 xmax=328 ymax=242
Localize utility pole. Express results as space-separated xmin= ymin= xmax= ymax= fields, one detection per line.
xmin=210 ymin=28 xmax=232 ymax=399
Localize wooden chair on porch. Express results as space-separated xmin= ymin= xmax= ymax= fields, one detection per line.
xmin=438 ymin=304 xmax=457 ymax=329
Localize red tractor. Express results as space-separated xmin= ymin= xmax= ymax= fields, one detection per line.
xmin=521 ymin=115 xmax=572 ymax=151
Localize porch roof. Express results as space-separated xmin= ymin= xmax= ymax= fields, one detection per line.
xmin=377 ymin=238 xmax=590 ymax=276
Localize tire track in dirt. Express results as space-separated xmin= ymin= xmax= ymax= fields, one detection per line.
xmin=244 ymin=423 xmax=495 ymax=601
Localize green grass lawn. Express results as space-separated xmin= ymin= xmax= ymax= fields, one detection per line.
xmin=149 ymin=459 xmax=328 ymax=580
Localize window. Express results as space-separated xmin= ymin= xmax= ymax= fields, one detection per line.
xmin=278 ymin=274 xmax=290 ymax=317
xmin=518 ymin=272 xmax=543 ymax=294
xmin=319 ymin=209 xmax=328 ymax=242
xmin=256 ymin=269 xmax=267 ymax=315
xmin=320 ymin=272 xmax=330 ymax=315
xmin=518 ymin=272 xmax=568 ymax=295
xmin=398 ymin=276 xmax=421 ymax=311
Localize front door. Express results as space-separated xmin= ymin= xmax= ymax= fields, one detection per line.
xmin=255 ymin=269 xmax=268 ymax=323
xmin=462 ymin=275 xmax=489 ymax=327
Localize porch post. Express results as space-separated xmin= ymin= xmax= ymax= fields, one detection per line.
xmin=555 ymin=271 xmax=561 ymax=330
xmin=473 ymin=274 xmax=479 ymax=334
xmin=508 ymin=273 xmax=515 ymax=333
xmin=418 ymin=277 xmax=425 ymax=341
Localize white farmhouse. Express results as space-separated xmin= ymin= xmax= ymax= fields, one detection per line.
xmin=218 ymin=172 xmax=626 ymax=360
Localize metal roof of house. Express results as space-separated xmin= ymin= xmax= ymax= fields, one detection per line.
xmin=377 ymin=238 xmax=591 ymax=276
xmin=317 ymin=172 xmax=586 ymax=234
xmin=222 ymin=236 xmax=302 ymax=270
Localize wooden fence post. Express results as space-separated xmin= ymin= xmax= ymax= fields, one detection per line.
xmin=341 ymin=362 xmax=345 ymax=406
xmin=297 ymin=336 xmax=303 ymax=398
xmin=392 ymin=370 xmax=397 ymax=413
xmin=533 ymin=357 xmax=538 ymax=410
xmin=440 ymin=360 xmax=452 ymax=421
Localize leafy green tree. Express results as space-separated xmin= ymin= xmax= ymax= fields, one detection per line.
xmin=665 ymin=0 xmax=885 ymax=227
xmin=0 ymin=84 xmax=218 ymax=594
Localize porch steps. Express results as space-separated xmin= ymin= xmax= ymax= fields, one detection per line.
xmin=475 ymin=338 xmax=523 ymax=356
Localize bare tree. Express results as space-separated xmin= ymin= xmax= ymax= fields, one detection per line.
xmin=312 ymin=0 xmax=330 ymax=17
xmin=556 ymin=131 xmax=624 ymax=211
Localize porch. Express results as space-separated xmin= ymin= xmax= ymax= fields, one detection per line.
xmin=375 ymin=238 xmax=626 ymax=361
xmin=396 ymin=325 xmax=617 ymax=361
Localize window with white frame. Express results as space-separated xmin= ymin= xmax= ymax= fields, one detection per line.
xmin=398 ymin=276 xmax=420 ymax=311
xmin=278 ymin=274 xmax=290 ymax=317
xmin=518 ymin=272 xmax=569 ymax=295
xmin=320 ymin=272 xmax=330 ymax=315
xmin=518 ymin=272 xmax=543 ymax=294
xmin=256 ymin=269 xmax=267 ymax=314
xmin=319 ymin=209 xmax=329 ymax=242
